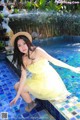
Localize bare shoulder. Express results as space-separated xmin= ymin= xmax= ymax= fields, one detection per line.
xmin=35 ymin=47 xmax=48 ymax=58
xmin=36 ymin=47 xmax=45 ymax=53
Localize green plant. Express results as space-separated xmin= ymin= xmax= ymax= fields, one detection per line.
xmin=46 ymin=0 xmax=62 ymax=11
xmin=0 ymin=13 xmax=4 ymax=23
xmin=34 ymin=0 xmax=46 ymax=10
xmin=25 ymin=1 xmax=34 ymax=11
xmin=0 ymin=13 xmax=4 ymax=18
xmin=23 ymin=0 xmax=62 ymax=12
xmin=0 ymin=42 xmax=5 ymax=51
xmin=14 ymin=8 xmax=19 ymax=13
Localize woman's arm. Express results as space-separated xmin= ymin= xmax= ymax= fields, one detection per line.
xmin=37 ymin=47 xmax=80 ymax=73
xmin=16 ymin=66 xmax=27 ymax=98
xmin=10 ymin=66 xmax=27 ymax=106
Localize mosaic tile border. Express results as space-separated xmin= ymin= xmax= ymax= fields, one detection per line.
xmin=36 ymin=94 xmax=80 ymax=120
xmin=51 ymin=95 xmax=80 ymax=120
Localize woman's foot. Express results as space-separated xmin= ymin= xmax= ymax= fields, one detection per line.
xmin=25 ymin=101 xmax=37 ymax=112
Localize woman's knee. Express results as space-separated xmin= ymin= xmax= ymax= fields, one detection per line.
xmin=14 ymin=82 xmax=19 ymax=91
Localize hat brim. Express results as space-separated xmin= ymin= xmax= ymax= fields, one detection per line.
xmin=10 ymin=32 xmax=32 ymax=46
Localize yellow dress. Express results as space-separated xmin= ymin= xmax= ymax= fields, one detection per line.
xmin=25 ymin=58 xmax=69 ymax=100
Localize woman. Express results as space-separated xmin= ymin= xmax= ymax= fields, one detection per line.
xmin=10 ymin=32 xmax=80 ymax=112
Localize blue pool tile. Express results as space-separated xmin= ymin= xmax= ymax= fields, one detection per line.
xmin=31 ymin=113 xmax=40 ymax=120
xmin=38 ymin=110 xmax=47 ymax=116
xmin=0 ymin=104 xmax=2 ymax=106
xmin=65 ymin=100 xmax=69 ymax=103
xmin=22 ymin=112 xmax=30 ymax=117
xmin=24 ymin=115 xmax=33 ymax=120
xmin=76 ymin=109 xmax=80 ymax=113
xmin=30 ymin=109 xmax=38 ymax=115
xmin=64 ymin=105 xmax=69 ymax=108
xmin=76 ymin=115 xmax=80 ymax=119
xmin=0 ymin=61 xmax=51 ymax=120
xmin=70 ymin=117 xmax=77 ymax=120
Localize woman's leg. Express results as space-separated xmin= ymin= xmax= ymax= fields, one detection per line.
xmin=14 ymin=82 xmax=37 ymax=112
xmin=14 ymin=82 xmax=32 ymax=103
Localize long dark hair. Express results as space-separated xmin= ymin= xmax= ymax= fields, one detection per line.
xmin=12 ymin=35 xmax=36 ymax=69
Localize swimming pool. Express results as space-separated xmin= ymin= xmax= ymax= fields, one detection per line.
xmin=0 ymin=60 xmax=55 ymax=120
xmin=33 ymin=36 xmax=80 ymax=102
xmin=32 ymin=36 xmax=80 ymax=120
xmin=1 ymin=35 xmax=80 ymax=120
xmin=50 ymin=47 xmax=80 ymax=102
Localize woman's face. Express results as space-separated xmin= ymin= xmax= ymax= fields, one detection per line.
xmin=17 ymin=39 xmax=28 ymax=54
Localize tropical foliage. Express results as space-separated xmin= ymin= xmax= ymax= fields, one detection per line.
xmin=0 ymin=13 xmax=4 ymax=23
xmin=6 ymin=0 xmax=80 ymax=13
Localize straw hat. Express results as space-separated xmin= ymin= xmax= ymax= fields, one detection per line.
xmin=10 ymin=32 xmax=32 ymax=46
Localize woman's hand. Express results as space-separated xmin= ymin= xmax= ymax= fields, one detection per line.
xmin=10 ymin=95 xmax=20 ymax=106
xmin=71 ymin=67 xmax=80 ymax=73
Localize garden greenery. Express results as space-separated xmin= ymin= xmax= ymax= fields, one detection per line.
xmin=3 ymin=0 xmax=80 ymax=37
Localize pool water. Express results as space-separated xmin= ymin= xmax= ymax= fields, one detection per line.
xmin=0 ymin=36 xmax=80 ymax=120
xmin=0 ymin=61 xmax=54 ymax=120
xmin=40 ymin=42 xmax=80 ymax=102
